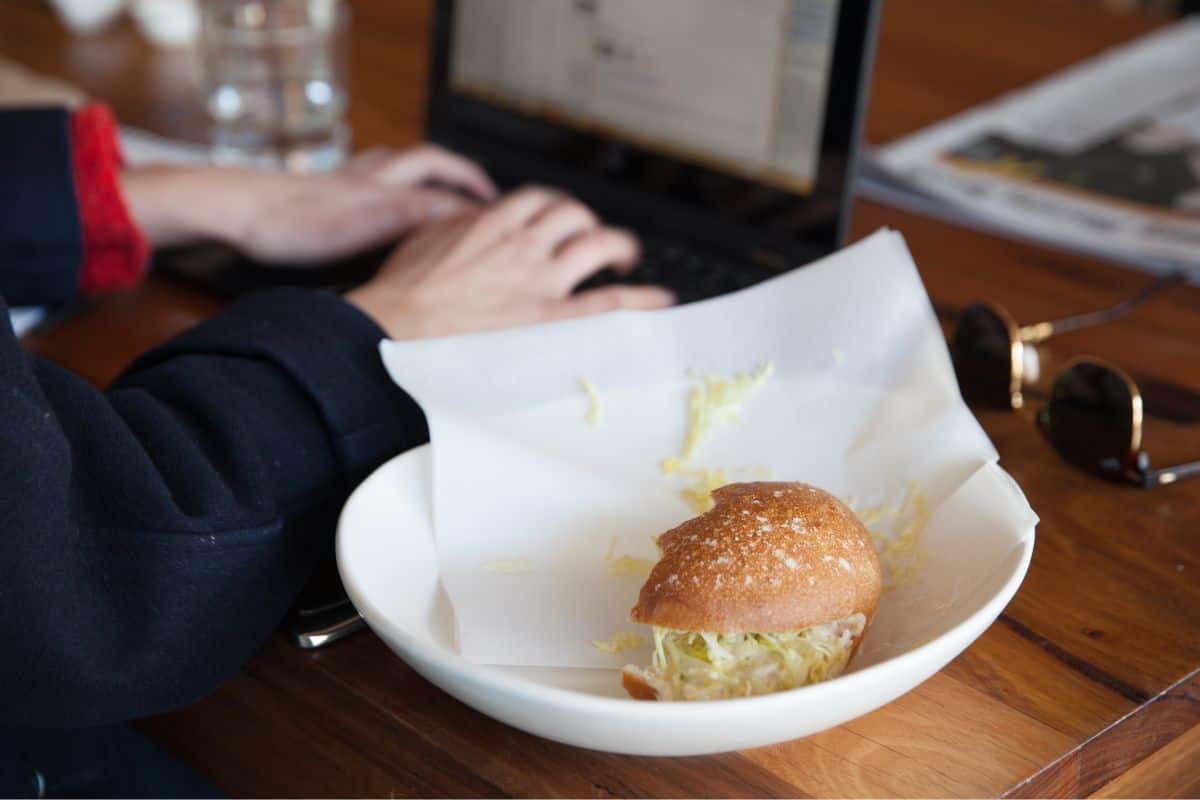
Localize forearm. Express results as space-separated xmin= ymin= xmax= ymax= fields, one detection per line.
xmin=119 ymin=165 xmax=260 ymax=249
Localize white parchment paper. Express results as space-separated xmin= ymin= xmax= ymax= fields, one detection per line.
xmin=380 ymin=229 xmax=1038 ymax=668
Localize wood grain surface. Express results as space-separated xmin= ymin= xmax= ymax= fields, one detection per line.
xmin=2 ymin=0 xmax=1198 ymax=796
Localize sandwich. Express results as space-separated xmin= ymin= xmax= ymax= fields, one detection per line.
xmin=622 ymin=482 xmax=882 ymax=701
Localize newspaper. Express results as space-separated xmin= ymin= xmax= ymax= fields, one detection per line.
xmin=863 ymin=17 xmax=1200 ymax=278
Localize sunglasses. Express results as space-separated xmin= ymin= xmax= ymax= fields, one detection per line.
xmin=950 ymin=272 xmax=1200 ymax=487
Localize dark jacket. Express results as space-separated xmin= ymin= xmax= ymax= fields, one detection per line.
xmin=0 ymin=108 xmax=426 ymax=796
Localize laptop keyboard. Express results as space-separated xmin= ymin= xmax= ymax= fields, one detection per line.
xmin=574 ymin=237 xmax=786 ymax=305
xmin=476 ymin=162 xmax=789 ymax=305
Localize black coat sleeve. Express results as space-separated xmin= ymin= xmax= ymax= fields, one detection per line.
xmin=0 ymin=288 xmax=427 ymax=727
xmin=0 ymin=108 xmax=85 ymax=305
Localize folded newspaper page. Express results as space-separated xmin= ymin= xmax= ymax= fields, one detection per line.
xmin=865 ymin=18 xmax=1200 ymax=277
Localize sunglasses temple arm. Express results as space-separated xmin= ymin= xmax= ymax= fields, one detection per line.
xmin=1144 ymin=458 xmax=1200 ymax=487
xmin=1019 ymin=271 xmax=1187 ymax=343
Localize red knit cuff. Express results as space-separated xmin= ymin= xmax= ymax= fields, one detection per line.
xmin=70 ymin=103 xmax=149 ymax=294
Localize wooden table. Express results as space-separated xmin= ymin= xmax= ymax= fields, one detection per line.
xmin=4 ymin=0 xmax=1199 ymax=796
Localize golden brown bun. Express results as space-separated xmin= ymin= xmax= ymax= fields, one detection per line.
xmin=620 ymin=666 xmax=659 ymax=701
xmin=630 ymin=482 xmax=881 ymax=634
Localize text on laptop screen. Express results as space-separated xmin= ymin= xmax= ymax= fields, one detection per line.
xmin=449 ymin=0 xmax=838 ymax=195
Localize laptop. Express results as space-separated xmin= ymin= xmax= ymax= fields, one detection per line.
xmin=427 ymin=0 xmax=880 ymax=304
xmin=161 ymin=0 xmax=878 ymax=306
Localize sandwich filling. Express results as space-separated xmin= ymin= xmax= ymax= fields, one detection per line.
xmin=633 ymin=612 xmax=867 ymax=701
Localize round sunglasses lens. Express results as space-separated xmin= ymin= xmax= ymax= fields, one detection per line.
xmin=951 ymin=304 xmax=1014 ymax=408
xmin=1045 ymin=363 xmax=1135 ymax=472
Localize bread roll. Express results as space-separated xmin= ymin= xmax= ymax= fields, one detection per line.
xmin=632 ymin=482 xmax=882 ymax=634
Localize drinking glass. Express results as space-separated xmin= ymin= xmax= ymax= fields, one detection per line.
xmin=198 ymin=0 xmax=350 ymax=171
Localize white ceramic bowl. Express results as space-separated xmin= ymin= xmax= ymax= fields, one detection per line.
xmin=336 ymin=445 xmax=1034 ymax=756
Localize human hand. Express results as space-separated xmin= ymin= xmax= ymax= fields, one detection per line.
xmin=345 ymin=186 xmax=674 ymax=339
xmin=121 ymin=144 xmax=496 ymax=264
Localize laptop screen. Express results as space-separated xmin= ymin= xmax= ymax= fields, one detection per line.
xmin=449 ymin=0 xmax=838 ymax=197
xmin=428 ymin=0 xmax=876 ymax=264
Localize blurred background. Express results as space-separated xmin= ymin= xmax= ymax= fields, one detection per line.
xmin=1 ymin=0 xmax=1195 ymax=171
xmin=2 ymin=0 xmax=1192 ymax=154
xmin=2 ymin=0 xmax=434 ymax=165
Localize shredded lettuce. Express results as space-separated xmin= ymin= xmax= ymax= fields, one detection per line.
xmin=662 ymin=362 xmax=775 ymax=474
xmin=579 ymin=376 xmax=603 ymax=428
xmin=679 ymin=467 xmax=730 ymax=513
xmin=591 ymin=631 xmax=644 ymax=654
xmin=851 ymin=482 xmax=929 ymax=588
xmin=633 ymin=613 xmax=866 ymax=701
xmin=604 ymin=535 xmax=655 ymax=577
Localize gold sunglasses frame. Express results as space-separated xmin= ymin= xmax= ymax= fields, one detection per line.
xmin=954 ymin=272 xmax=1196 ymax=488
xmin=1049 ymin=356 xmax=1144 ymax=462
xmin=1043 ymin=357 xmax=1200 ymax=487
xmin=970 ymin=301 xmax=1054 ymax=411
